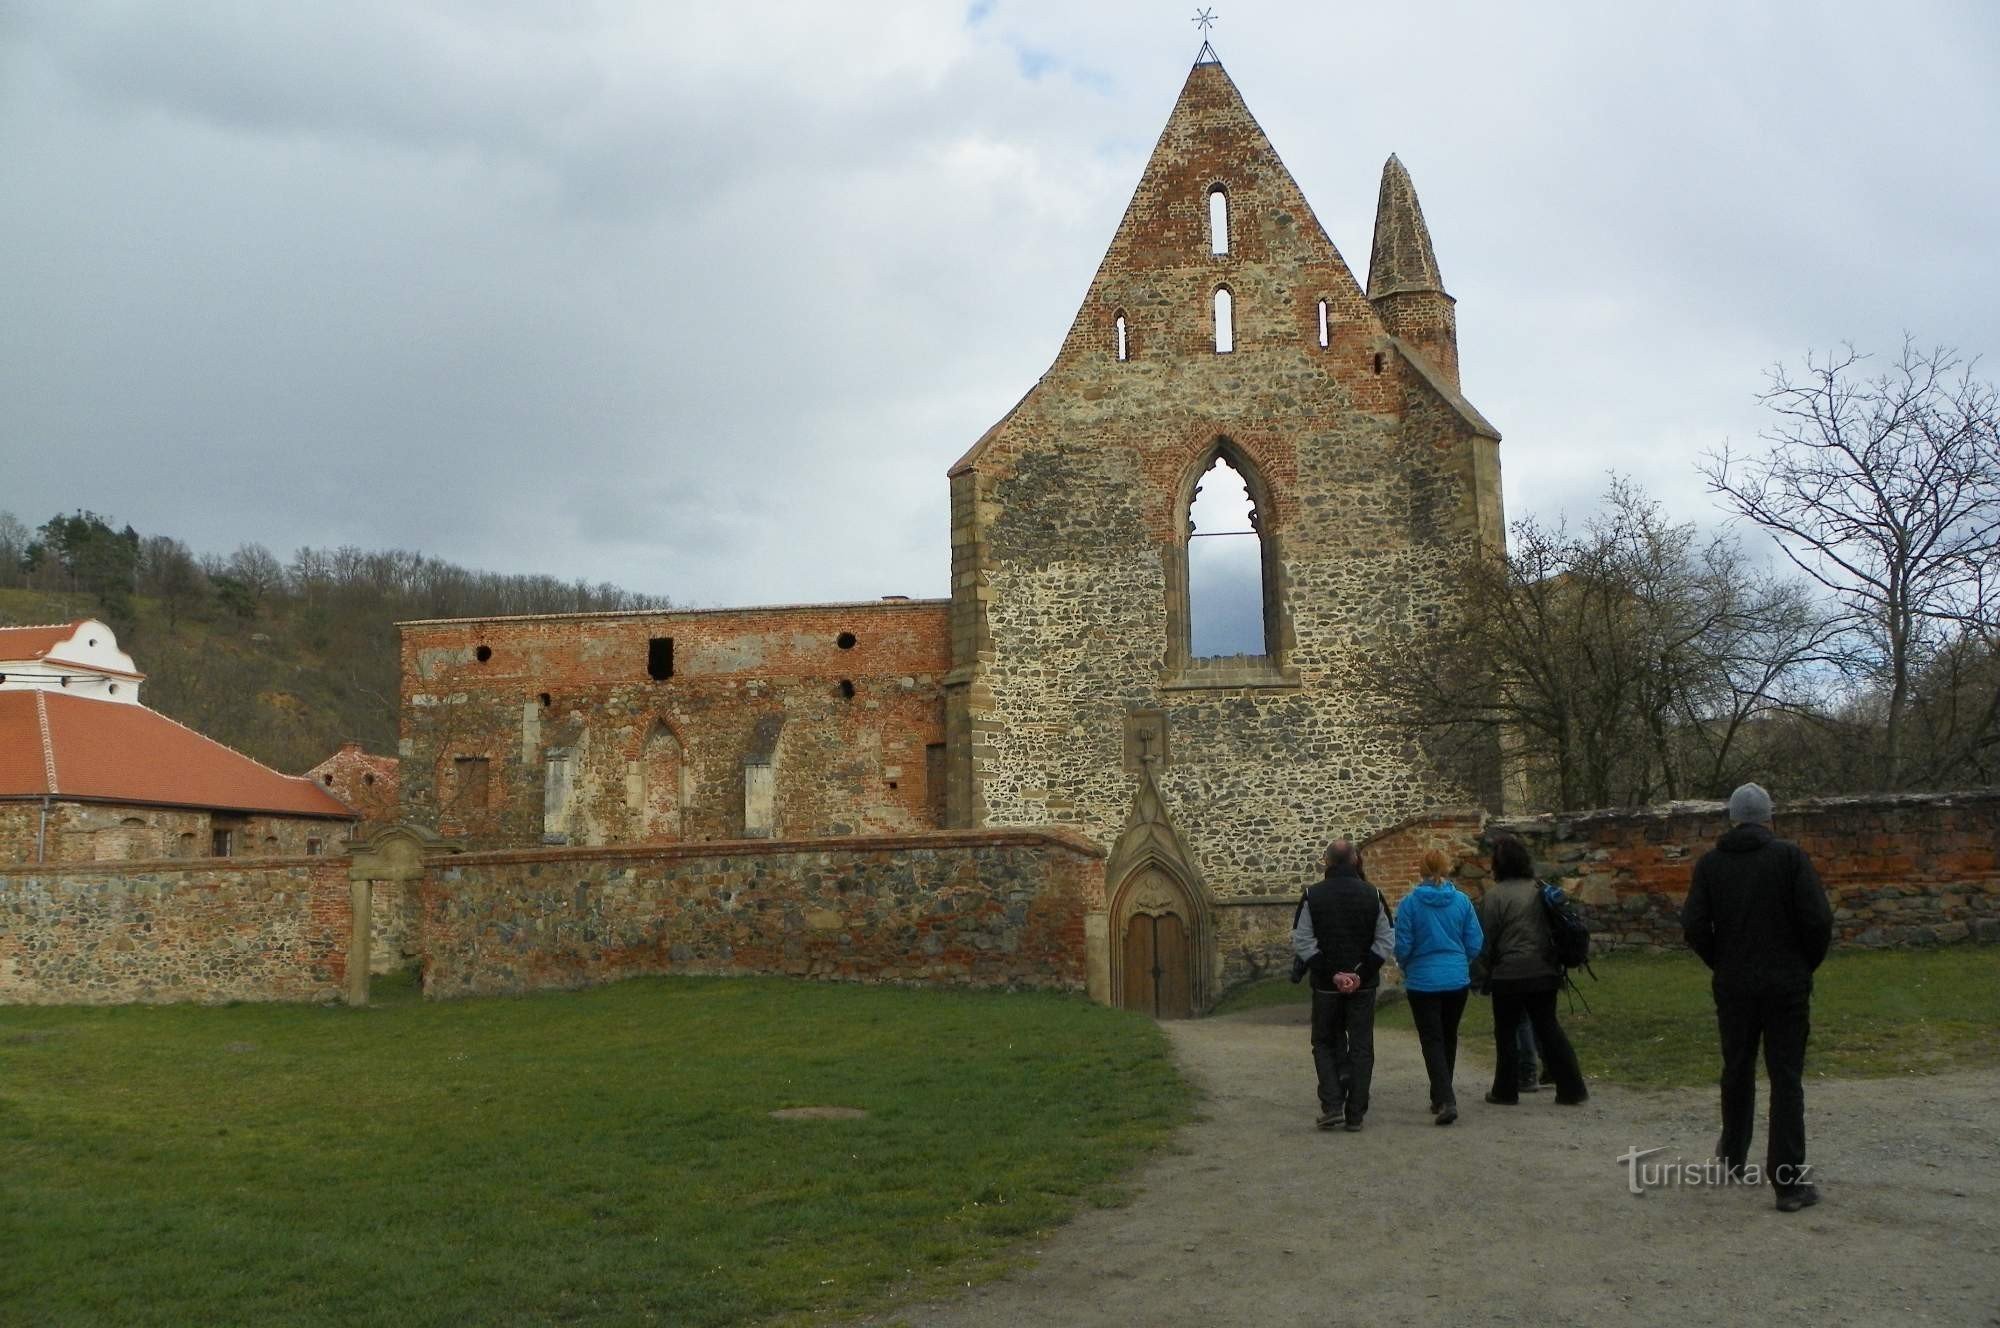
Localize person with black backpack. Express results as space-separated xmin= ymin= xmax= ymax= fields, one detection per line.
xmin=1470 ymin=832 xmax=1588 ymax=1106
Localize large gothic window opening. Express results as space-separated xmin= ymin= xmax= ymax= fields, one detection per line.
xmin=1186 ymin=454 xmax=1266 ymax=658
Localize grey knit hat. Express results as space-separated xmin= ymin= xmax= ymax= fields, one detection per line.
xmin=1727 ymin=782 xmax=1774 ymax=826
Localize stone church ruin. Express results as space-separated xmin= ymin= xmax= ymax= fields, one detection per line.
xmin=396 ymin=52 xmax=1503 ymax=1015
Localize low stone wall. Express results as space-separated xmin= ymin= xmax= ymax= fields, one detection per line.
xmin=1365 ymin=791 xmax=2000 ymax=951
xmin=0 ymin=856 xmax=351 ymax=1004
xmin=1213 ymin=898 xmax=1299 ymax=992
xmin=417 ymin=830 xmax=1105 ymax=999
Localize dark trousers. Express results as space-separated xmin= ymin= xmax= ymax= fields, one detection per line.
xmin=1715 ymin=986 xmax=1811 ymax=1189
xmin=1489 ymin=989 xmax=1586 ymax=1102
xmin=1407 ymin=987 xmax=1469 ymax=1109
xmin=1311 ymin=986 xmax=1377 ymax=1122
xmin=1515 ymin=1013 xmax=1540 ymax=1087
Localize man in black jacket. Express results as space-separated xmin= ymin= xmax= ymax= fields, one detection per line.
xmin=1291 ymin=839 xmax=1393 ymax=1131
xmin=1682 ymin=783 xmax=1834 ymax=1213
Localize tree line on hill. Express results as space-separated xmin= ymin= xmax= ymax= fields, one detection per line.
xmin=0 ymin=514 xmax=665 ymax=775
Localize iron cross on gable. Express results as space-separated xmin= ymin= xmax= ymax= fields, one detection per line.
xmin=1192 ymin=8 xmax=1218 ymax=36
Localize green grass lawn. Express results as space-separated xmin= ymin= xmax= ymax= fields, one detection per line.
xmin=0 ymin=975 xmax=1191 ymax=1327
xmin=1213 ymin=946 xmax=2000 ymax=1090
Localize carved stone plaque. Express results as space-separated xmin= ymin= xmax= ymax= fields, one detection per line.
xmin=1122 ymin=708 xmax=1170 ymax=773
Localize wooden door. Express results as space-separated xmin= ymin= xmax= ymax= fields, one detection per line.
xmin=1121 ymin=912 xmax=1192 ymax=1019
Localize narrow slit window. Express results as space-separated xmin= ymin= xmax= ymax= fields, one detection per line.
xmin=648 ymin=636 xmax=674 ymax=680
xmin=1208 ymin=186 xmax=1229 ymax=255
xmin=1187 ymin=454 xmax=1266 ymax=658
xmin=1317 ymin=299 xmax=1329 ymax=348
xmin=1115 ymin=312 xmax=1129 ymax=361
xmin=1213 ymin=287 xmax=1234 ymax=354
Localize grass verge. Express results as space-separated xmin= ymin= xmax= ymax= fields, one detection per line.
xmin=1212 ymin=946 xmax=2000 ymax=1090
xmin=0 ymin=977 xmax=1191 ymax=1327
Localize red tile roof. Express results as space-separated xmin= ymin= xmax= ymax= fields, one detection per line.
xmin=0 ymin=690 xmax=355 ymax=818
xmin=0 ymin=621 xmax=87 ymax=661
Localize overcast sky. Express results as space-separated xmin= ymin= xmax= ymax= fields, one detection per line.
xmin=5 ymin=1 xmax=1996 ymax=608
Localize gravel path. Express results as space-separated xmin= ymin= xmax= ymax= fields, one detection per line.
xmin=880 ymin=1003 xmax=2000 ymax=1327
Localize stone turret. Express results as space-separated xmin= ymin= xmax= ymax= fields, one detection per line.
xmin=1367 ymin=154 xmax=1459 ymax=388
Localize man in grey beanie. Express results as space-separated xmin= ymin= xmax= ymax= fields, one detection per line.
xmin=1682 ymin=783 xmax=1834 ymax=1212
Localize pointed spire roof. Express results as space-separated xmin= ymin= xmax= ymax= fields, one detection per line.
xmin=1367 ymin=153 xmax=1446 ymax=299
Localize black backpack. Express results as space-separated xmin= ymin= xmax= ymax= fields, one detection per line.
xmin=1538 ymin=880 xmax=1595 ymax=978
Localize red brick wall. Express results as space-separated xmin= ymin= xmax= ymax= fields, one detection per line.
xmin=399 ymin=600 xmax=950 ymax=850
xmin=304 ymin=743 xmax=400 ymax=826
xmin=0 ymin=855 xmax=352 ymax=1003
xmin=417 ymin=830 xmax=1103 ymax=999
xmin=1365 ymin=792 xmax=2000 ymax=949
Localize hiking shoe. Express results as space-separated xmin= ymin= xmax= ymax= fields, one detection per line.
xmin=1518 ymin=1079 xmax=1543 ymax=1093
xmin=1315 ymin=1110 xmax=1341 ymax=1130
xmin=1435 ymin=1104 xmax=1458 ymax=1126
xmin=1775 ymin=1184 xmax=1821 ymax=1214
xmin=1483 ymin=1091 xmax=1518 ymax=1106
xmin=1555 ymin=1090 xmax=1589 ymax=1106
xmin=1343 ymin=1118 xmax=1364 ymax=1133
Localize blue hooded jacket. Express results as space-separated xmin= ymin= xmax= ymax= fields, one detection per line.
xmin=1393 ymin=880 xmax=1484 ymax=993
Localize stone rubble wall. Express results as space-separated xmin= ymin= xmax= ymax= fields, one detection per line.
xmin=0 ymin=800 xmax=351 ymax=865
xmin=0 ymin=856 xmax=351 ymax=1004
xmin=1363 ymin=792 xmax=2000 ymax=951
xmin=417 ymin=830 xmax=1105 ymax=1000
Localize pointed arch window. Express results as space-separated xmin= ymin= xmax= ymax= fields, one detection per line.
xmin=1213 ymin=286 xmax=1234 ymax=354
xmin=1317 ymin=299 xmax=1329 ymax=349
xmin=1114 ymin=310 xmax=1129 ymax=362
xmin=1208 ymin=184 xmax=1229 ymax=255
xmin=1169 ymin=441 xmax=1291 ymax=684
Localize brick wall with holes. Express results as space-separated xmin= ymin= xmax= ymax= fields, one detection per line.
xmin=1363 ymin=791 xmax=2000 ymax=950
xmin=945 ymin=59 xmax=1505 ymax=922
xmin=398 ymin=600 xmax=951 ymax=851
xmin=0 ymin=855 xmax=352 ymax=1003
xmin=416 ymin=829 xmax=1103 ymax=999
xmin=0 ymin=800 xmax=353 ymax=865
xmin=304 ymin=742 xmax=401 ymax=826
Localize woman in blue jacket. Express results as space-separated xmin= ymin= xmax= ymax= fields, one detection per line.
xmin=1394 ymin=846 xmax=1484 ymax=1125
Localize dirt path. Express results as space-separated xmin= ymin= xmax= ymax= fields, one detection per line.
xmin=881 ymin=1004 xmax=2000 ymax=1327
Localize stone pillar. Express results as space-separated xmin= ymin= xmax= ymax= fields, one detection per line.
xmin=347 ymin=877 xmax=372 ymax=1007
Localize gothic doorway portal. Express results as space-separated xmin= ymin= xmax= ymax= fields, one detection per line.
xmin=1117 ymin=868 xmax=1194 ymax=1019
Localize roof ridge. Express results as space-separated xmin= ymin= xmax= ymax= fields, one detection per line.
xmin=34 ymin=691 xmax=58 ymax=794
xmin=0 ymin=619 xmax=89 ymax=632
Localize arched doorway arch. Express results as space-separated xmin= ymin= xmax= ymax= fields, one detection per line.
xmin=1110 ymin=864 xmax=1203 ymax=1018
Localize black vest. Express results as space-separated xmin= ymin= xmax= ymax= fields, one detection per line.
xmin=1304 ymin=872 xmax=1383 ymax=989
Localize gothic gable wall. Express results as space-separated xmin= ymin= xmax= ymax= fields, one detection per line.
xmin=947 ymin=61 xmax=1501 ymax=908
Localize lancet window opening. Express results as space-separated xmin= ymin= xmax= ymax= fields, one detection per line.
xmin=1208 ymin=184 xmax=1229 ymax=256
xmin=1115 ymin=310 xmax=1129 ymax=361
xmin=1213 ymin=286 xmax=1234 ymax=354
xmin=1182 ymin=445 xmax=1274 ymax=661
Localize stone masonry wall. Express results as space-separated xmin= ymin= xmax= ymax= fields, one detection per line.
xmin=400 ymin=601 xmax=951 ymax=851
xmin=0 ymin=856 xmax=351 ymax=1004
xmin=418 ymin=830 xmax=1104 ymax=999
xmin=1 ymin=800 xmax=351 ymax=865
xmin=947 ymin=61 xmax=1501 ymax=900
xmin=1364 ymin=792 xmax=2000 ymax=950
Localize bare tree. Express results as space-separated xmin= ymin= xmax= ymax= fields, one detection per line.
xmin=1389 ymin=479 xmax=1835 ymax=812
xmin=137 ymin=535 xmax=207 ymax=630
xmin=1702 ymin=341 xmax=2000 ymax=788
